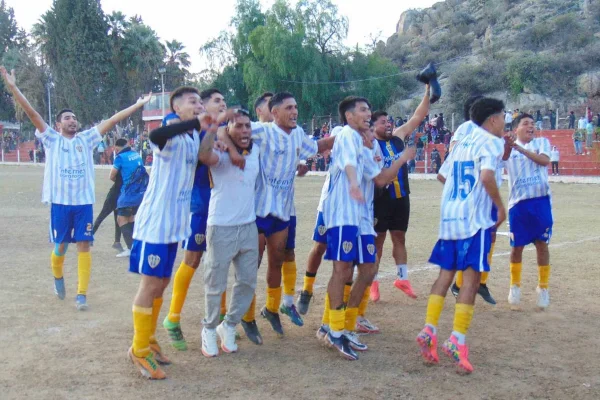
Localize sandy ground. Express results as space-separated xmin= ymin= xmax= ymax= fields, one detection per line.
xmin=0 ymin=165 xmax=599 ymax=400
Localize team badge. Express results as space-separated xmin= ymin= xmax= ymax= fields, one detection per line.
xmin=148 ymin=254 xmax=161 ymax=269
xmin=318 ymin=225 xmax=327 ymax=236
xmin=367 ymin=244 xmax=375 ymax=255
xmin=195 ymin=233 xmax=205 ymax=245
xmin=76 ymin=145 xmax=83 ymax=152
xmin=342 ymin=241 xmax=353 ymax=254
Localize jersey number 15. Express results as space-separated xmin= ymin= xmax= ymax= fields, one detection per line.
xmin=451 ymin=161 xmax=475 ymax=200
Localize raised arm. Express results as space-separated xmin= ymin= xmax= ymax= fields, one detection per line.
xmin=0 ymin=67 xmax=47 ymax=132
xmin=97 ymin=92 xmax=152 ymax=136
xmin=393 ymin=85 xmax=430 ymax=140
xmin=149 ymin=118 xmax=200 ymax=150
xmin=198 ymin=124 xmax=220 ymax=166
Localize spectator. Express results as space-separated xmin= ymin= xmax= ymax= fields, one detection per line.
xmin=550 ymin=110 xmax=556 ymax=130
xmin=438 ymin=112 xmax=445 ymax=130
xmin=587 ymin=107 xmax=593 ymax=123
xmin=505 ymin=110 xmax=513 ymax=131
xmin=550 ymin=146 xmax=560 ymax=175
xmin=572 ymin=129 xmax=584 ymax=155
xmin=568 ymin=111 xmax=576 ymax=129
xmin=408 ymin=158 xmax=416 ymax=173
xmin=586 ymin=119 xmax=594 ymax=149
xmin=536 ymin=110 xmax=543 ymax=130
xmin=416 ymin=136 xmax=424 ymax=161
xmin=578 ymin=116 xmax=587 ymax=130
xmin=430 ymin=148 xmax=442 ymax=174
xmin=97 ymin=139 xmax=106 ymax=165
xmin=512 ymin=109 xmax=520 ymax=120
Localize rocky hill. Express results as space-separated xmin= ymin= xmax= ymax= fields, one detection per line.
xmin=382 ymin=0 xmax=600 ymax=124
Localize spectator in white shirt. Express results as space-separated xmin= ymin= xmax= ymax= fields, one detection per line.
xmin=550 ymin=146 xmax=560 ymax=175
xmin=505 ymin=111 xmax=513 ymax=132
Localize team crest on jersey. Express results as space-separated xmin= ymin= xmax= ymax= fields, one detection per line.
xmin=342 ymin=241 xmax=353 ymax=254
xmin=148 ymin=254 xmax=161 ymax=269
xmin=318 ymin=225 xmax=326 ymax=236
xmin=76 ymin=145 xmax=83 ymax=152
xmin=195 ymin=233 xmax=205 ymax=245
xmin=367 ymin=244 xmax=375 ymax=255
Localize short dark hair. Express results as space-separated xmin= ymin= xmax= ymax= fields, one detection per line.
xmin=463 ymin=95 xmax=483 ymax=121
xmin=200 ymin=88 xmax=222 ymax=103
xmin=513 ymin=113 xmax=534 ymax=129
xmin=268 ymin=92 xmax=295 ymax=112
xmin=56 ymin=109 xmax=74 ymax=122
xmin=169 ymin=86 xmax=200 ymax=111
xmin=254 ymin=92 xmax=274 ymax=111
xmin=338 ymin=96 xmax=371 ymax=125
xmin=371 ymin=110 xmax=388 ymax=123
xmin=115 ymin=138 xmax=128 ymax=147
xmin=470 ymin=98 xmax=505 ymax=126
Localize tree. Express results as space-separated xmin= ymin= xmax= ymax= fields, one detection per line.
xmin=164 ymin=40 xmax=190 ymax=90
xmin=296 ymin=0 xmax=348 ymax=56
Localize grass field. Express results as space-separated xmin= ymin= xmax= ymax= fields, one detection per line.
xmin=0 ymin=165 xmax=599 ymax=400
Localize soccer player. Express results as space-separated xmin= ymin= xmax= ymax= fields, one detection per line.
xmin=92 ymin=171 xmax=123 ymax=252
xmin=197 ymin=109 xmax=260 ymax=357
xmin=416 ymin=97 xmax=506 ymax=374
xmin=503 ymin=113 xmax=553 ymax=310
xmin=371 ymin=85 xmax=430 ymax=301
xmin=110 ymin=138 xmax=148 ymax=258
xmin=0 ymin=66 xmax=151 ymax=311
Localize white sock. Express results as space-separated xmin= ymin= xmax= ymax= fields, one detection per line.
xmin=373 ymin=273 xmax=379 ymax=282
xmin=425 ymin=323 xmax=437 ymax=335
xmin=397 ymin=264 xmax=408 ymax=280
xmin=452 ymin=331 xmax=466 ymax=345
xmin=329 ymin=329 xmax=342 ymax=338
xmin=283 ymin=294 xmax=294 ymax=307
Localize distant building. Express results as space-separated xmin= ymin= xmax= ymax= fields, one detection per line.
xmin=142 ymin=92 xmax=171 ymax=132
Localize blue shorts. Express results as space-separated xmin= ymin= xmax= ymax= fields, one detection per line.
xmin=49 ymin=204 xmax=94 ymax=243
xmin=286 ymin=216 xmax=296 ymax=250
xmin=312 ymin=211 xmax=327 ymax=244
xmin=325 ymin=226 xmax=359 ymax=263
xmin=256 ymin=215 xmax=290 ymax=238
xmin=490 ymin=204 xmax=498 ymax=233
xmin=129 ymin=240 xmax=178 ymax=278
xmin=182 ymin=213 xmax=207 ymax=252
xmin=357 ymin=234 xmax=377 ymax=264
xmin=429 ymin=228 xmax=493 ymax=272
xmin=509 ymin=196 xmax=553 ymax=247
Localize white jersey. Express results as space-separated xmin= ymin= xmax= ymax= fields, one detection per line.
xmin=208 ymin=148 xmax=260 ymax=227
xmin=438 ymin=126 xmax=504 ymax=240
xmin=251 ymin=122 xmax=318 ymax=221
xmin=322 ymin=126 xmax=379 ymax=229
xmin=504 ymin=137 xmax=551 ymax=209
xmin=35 ymin=126 xmax=102 ymax=205
xmin=316 ymin=126 xmax=343 ymax=212
xmin=133 ymin=131 xmax=200 ymax=243
xmin=360 ymin=142 xmax=383 ymax=236
xmin=450 ymin=121 xmax=477 ymax=144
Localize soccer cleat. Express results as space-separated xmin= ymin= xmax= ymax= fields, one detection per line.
xmin=296 ymin=290 xmax=313 ymax=315
xmin=442 ymin=335 xmax=474 ymax=374
xmin=326 ymin=332 xmax=359 ymax=361
xmin=316 ymin=325 xmax=329 ymax=341
xmin=112 ymin=242 xmax=124 ymax=251
xmin=370 ymin=280 xmax=380 ymax=302
xmin=508 ymin=285 xmax=521 ymax=309
xmin=279 ymin=303 xmax=304 ymax=327
xmin=477 ymin=284 xmax=496 ymax=305
xmin=149 ymin=342 xmax=171 ymax=365
xmin=54 ymin=277 xmax=66 ymax=300
xmin=162 ymin=317 xmax=188 ymax=351
xmin=116 ymin=249 xmax=131 ymax=258
xmin=536 ymin=287 xmax=550 ymax=310
xmin=345 ymin=331 xmax=368 ymax=352
xmin=450 ymin=282 xmax=460 ymax=298
xmin=240 ymin=320 xmax=263 ymax=345
xmin=416 ymin=326 xmax=439 ymax=364
xmin=261 ymin=307 xmax=284 ymax=336
xmin=75 ymin=294 xmax=88 ymax=311
xmin=356 ymin=316 xmax=380 ymax=334
xmin=128 ymin=347 xmax=166 ymax=380
xmin=217 ymin=322 xmax=238 ymax=353
xmin=201 ymin=327 xmax=219 ymax=358
xmin=394 ymin=279 xmax=417 ymax=299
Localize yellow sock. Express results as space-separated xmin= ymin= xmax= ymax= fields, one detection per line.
xmin=149 ymin=297 xmax=163 ymax=344
xmin=321 ymin=293 xmax=330 ymax=325
xmin=487 ymin=242 xmax=496 ymax=267
xmin=132 ymin=305 xmax=153 ymax=358
xmin=480 ymin=272 xmax=489 ymax=285
xmin=220 ymin=292 xmax=227 ymax=317
xmin=345 ymin=307 xmax=359 ymax=332
xmin=167 ymin=262 xmax=196 ymax=323
xmin=303 ymin=274 xmax=316 ymax=294
xmin=329 ymin=308 xmax=345 ymax=332
xmin=538 ymin=265 xmax=551 ymax=289
xmin=425 ymin=294 xmax=445 ymax=327
xmin=358 ymin=286 xmax=370 ymax=317
xmin=510 ymin=262 xmax=522 ymax=287
xmin=77 ymin=252 xmax=91 ymax=295
xmin=266 ymin=286 xmax=282 ymax=313
xmin=343 ymin=283 xmax=352 ymax=304
xmin=453 ymin=303 xmax=474 ymax=335
xmin=456 ymin=271 xmax=463 ymax=288
xmin=51 ymin=252 xmax=65 ymax=279
xmin=282 ymin=261 xmax=297 ymax=296
xmin=242 ymin=294 xmax=256 ymax=323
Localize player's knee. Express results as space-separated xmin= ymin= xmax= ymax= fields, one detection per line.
xmin=54 ymin=243 xmax=68 ymax=256
xmin=76 ymin=241 xmax=91 ymax=252
xmin=184 ymin=251 xmax=201 ymax=268
xmin=284 ymin=248 xmax=295 ymax=261
xmin=391 ymin=231 xmax=406 ymax=245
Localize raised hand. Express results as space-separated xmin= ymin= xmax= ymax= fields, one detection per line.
xmin=214 ymin=140 xmax=228 ymax=152
xmin=0 ymin=66 xmax=16 ymax=88
xmin=137 ymin=92 xmax=153 ymax=106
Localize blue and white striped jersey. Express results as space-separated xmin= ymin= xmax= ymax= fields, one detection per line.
xmin=450 ymin=121 xmax=477 ymax=144
xmin=360 ymin=142 xmax=383 ymax=236
xmin=504 ymin=137 xmax=551 ymax=209
xmin=322 ymin=126 xmax=379 ymax=229
xmin=251 ymin=122 xmax=318 ymax=221
xmin=133 ymin=130 xmax=200 ymax=244
xmin=437 ymin=126 xmax=504 ymax=240
xmin=36 ymin=126 xmax=102 ymax=205
xmin=316 ymin=126 xmax=343 ymax=212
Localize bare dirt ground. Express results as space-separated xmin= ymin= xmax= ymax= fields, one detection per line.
xmin=0 ymin=165 xmax=599 ymax=400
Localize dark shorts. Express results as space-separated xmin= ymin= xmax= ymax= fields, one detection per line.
xmin=117 ymin=206 xmax=139 ymax=217
xmin=286 ymin=216 xmax=296 ymax=250
xmin=374 ymin=195 xmax=410 ymax=233
xmin=256 ymin=215 xmax=290 ymax=238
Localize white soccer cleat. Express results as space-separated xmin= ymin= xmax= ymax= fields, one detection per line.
xmin=201 ymin=327 xmax=219 ymax=358
xmin=217 ymin=322 xmax=238 ymax=353
xmin=536 ymin=287 xmax=550 ymax=310
xmin=508 ymin=285 xmax=521 ymax=308
xmin=116 ymin=249 xmax=131 ymax=258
